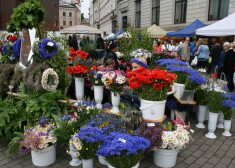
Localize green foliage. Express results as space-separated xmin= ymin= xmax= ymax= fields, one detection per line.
xmin=7 ymin=0 xmax=45 ymax=32
xmin=207 ymin=91 xmax=223 ymax=113
xmin=222 ymin=107 xmax=233 ymax=120
xmin=81 ymin=41 xmax=97 ymax=53
xmin=162 ymin=122 xmax=173 ymax=131
xmin=194 ymin=89 xmax=207 ymax=105
xmin=7 ymin=132 xmax=23 ymax=157
xmin=119 ymin=26 xmax=153 ymax=62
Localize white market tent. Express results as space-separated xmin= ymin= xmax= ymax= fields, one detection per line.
xmin=60 ymin=25 xmax=103 ymax=34
xmin=147 ymin=24 xmax=167 ymax=38
xmin=196 ymin=12 xmax=235 ymax=36
xmin=117 ymin=32 xmax=132 ymax=39
xmin=104 ymin=33 xmax=116 ymax=40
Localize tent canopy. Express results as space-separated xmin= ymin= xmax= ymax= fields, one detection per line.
xmin=61 ymin=25 xmax=103 ymax=34
xmin=147 ymin=24 xmax=167 ymax=38
xmin=196 ymin=12 xmax=235 ymax=37
xmin=115 ymin=30 xmax=125 ymax=37
xmin=117 ymin=32 xmax=132 ymax=39
xmin=104 ymin=33 xmax=116 ymax=41
xmin=167 ymin=19 xmax=206 ymax=38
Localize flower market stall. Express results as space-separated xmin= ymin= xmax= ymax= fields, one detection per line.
xmin=0 ymin=1 xmax=234 ymax=168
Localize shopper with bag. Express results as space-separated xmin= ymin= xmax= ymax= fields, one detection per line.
xmin=222 ymin=42 xmax=235 ymax=92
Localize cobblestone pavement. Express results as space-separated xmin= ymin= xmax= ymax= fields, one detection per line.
xmin=0 ymin=112 xmax=235 ymax=168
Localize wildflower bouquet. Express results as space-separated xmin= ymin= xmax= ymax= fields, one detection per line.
xmin=97 ymin=132 xmax=150 ymax=168
xmin=19 ymin=117 xmax=56 ymax=154
xmin=88 ymin=66 xmax=107 ymax=86
xmin=137 ymin=121 xmax=162 ymax=151
xmin=127 ymin=68 xmax=176 ymax=101
xmin=76 ymin=127 xmax=106 ymax=159
xmin=160 ymin=120 xmax=193 ymax=150
xmin=101 ymin=70 xmax=127 ymax=93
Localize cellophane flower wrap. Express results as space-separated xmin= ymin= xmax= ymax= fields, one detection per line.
xmin=101 ymin=70 xmax=127 ymax=93
xmin=76 ymin=127 xmax=106 ymax=159
xmin=88 ymin=66 xmax=107 ymax=86
xmin=127 ymin=67 xmax=176 ymax=101
xmin=19 ymin=117 xmax=56 ymax=154
xmin=97 ymin=132 xmax=150 ymax=168
xmin=160 ymin=120 xmax=193 ymax=150
xmin=137 ymin=121 xmax=162 ymax=152
xmin=221 ymin=93 xmax=235 ymax=120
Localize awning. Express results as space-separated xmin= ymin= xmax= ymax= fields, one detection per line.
xmin=147 ymin=24 xmax=167 ymax=38
xmin=60 ymin=25 xmax=103 ymax=34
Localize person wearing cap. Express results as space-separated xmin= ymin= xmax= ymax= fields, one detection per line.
xmin=104 ymin=42 xmax=119 ymax=69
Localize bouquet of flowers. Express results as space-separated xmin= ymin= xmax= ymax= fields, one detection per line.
xmin=88 ymin=66 xmax=107 ymax=86
xmin=127 ymin=68 xmax=176 ymax=101
xmin=221 ymin=93 xmax=235 ymax=120
xmin=68 ymin=48 xmax=89 ymax=62
xmin=130 ymin=48 xmax=151 ymax=59
xmin=72 ymin=127 xmax=106 ymax=159
xmin=67 ymin=64 xmax=88 ymax=78
xmin=97 ymin=132 xmax=150 ymax=168
xmin=19 ymin=117 xmax=56 ymax=154
xmin=156 ymin=59 xmax=188 ymax=67
xmin=101 ymin=70 xmax=127 ymax=93
xmin=138 ymin=121 xmax=162 ymax=151
xmin=160 ymin=120 xmax=193 ymax=150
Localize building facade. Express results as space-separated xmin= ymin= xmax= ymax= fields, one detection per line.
xmin=89 ymin=0 xmax=235 ymax=34
xmin=59 ymin=0 xmax=81 ymax=29
xmin=0 ymin=0 xmax=59 ymax=31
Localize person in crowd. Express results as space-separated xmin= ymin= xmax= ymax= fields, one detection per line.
xmin=154 ymin=41 xmax=162 ymax=52
xmin=88 ymin=50 xmax=99 ymax=60
xmin=222 ymin=42 xmax=235 ymax=92
xmin=131 ymin=57 xmax=149 ymax=71
xmin=76 ymin=35 xmax=81 ymax=49
xmin=169 ymin=40 xmax=179 ymax=55
xmin=162 ymin=40 xmax=171 ymax=52
xmin=71 ymin=34 xmax=78 ymax=51
xmin=96 ymin=34 xmax=105 ymax=59
xmin=80 ymin=36 xmax=87 ymax=50
xmin=68 ymin=35 xmax=73 ymax=48
xmin=189 ymin=39 xmax=197 ymax=63
xmin=180 ymin=37 xmax=190 ymax=62
xmin=104 ymin=58 xmax=116 ymax=71
xmin=216 ymin=42 xmax=230 ymax=78
xmin=195 ymin=40 xmax=210 ymax=69
xmin=104 ymin=42 xmax=119 ymax=69
xmin=211 ymin=40 xmax=222 ymax=73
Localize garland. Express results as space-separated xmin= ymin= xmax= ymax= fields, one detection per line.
xmin=37 ymin=39 xmax=58 ymax=60
xmin=41 ymin=68 xmax=59 ymax=92
xmin=130 ymin=58 xmax=149 ymax=69
xmin=12 ymin=39 xmax=21 ymax=59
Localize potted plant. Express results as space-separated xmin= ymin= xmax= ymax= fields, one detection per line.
xmin=127 ymin=68 xmax=176 ymax=121
xmin=221 ymin=97 xmax=235 ymax=136
xmin=71 ymin=127 xmax=106 ymax=168
xmin=153 ymin=120 xmax=193 ymax=168
xmin=67 ymin=49 xmax=89 ymax=101
xmin=101 ymin=70 xmax=127 ymax=114
xmin=19 ymin=117 xmax=57 ymax=167
xmin=97 ymin=132 xmax=150 ymax=168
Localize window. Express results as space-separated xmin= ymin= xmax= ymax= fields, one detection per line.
xmin=69 ymin=21 xmax=72 ymax=26
xmin=175 ymin=0 xmax=187 ymax=24
xmin=152 ymin=0 xmax=160 ymax=25
xmin=69 ymin=12 xmax=72 ymax=17
xmin=63 ymin=20 xmax=66 ymax=26
xmin=208 ymin=0 xmax=230 ymax=20
xmin=122 ymin=16 xmax=128 ymax=29
xmin=135 ymin=0 xmax=141 ymax=28
xmin=63 ymin=12 xmax=66 ymax=17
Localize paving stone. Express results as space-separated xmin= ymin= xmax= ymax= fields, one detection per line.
xmin=194 ymin=157 xmax=208 ymax=166
xmin=224 ymin=139 xmax=234 ymax=146
xmin=208 ymin=144 xmax=220 ymax=152
xmin=204 ymin=139 xmax=216 ymax=145
xmin=214 ymin=150 xmax=226 ymax=158
xmin=219 ymin=144 xmax=231 ymax=152
xmin=192 ymin=150 xmax=204 ymax=158
xmin=199 ymin=144 xmax=210 ymax=152
xmin=139 ymin=160 xmax=152 ymax=168
xmin=184 ymin=156 xmax=197 ymax=165
xmin=214 ymin=163 xmax=227 ymax=168
xmin=220 ymin=156 xmax=232 ymax=166
xmin=0 ymin=165 xmax=8 ymax=168
xmin=147 ymin=164 xmax=158 ymax=168
xmin=180 ymin=150 xmax=193 ymax=158
xmin=187 ymin=163 xmax=201 ymax=168
xmin=201 ymin=163 xmax=215 ymax=168
xmin=174 ymin=162 xmax=189 ymax=168
xmin=208 ymin=156 xmax=220 ymax=165
xmin=188 ymin=144 xmax=200 ymax=152
xmin=202 ymin=150 xmax=216 ymax=159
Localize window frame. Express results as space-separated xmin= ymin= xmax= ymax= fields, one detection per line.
xmin=69 ymin=21 xmax=72 ymax=26
xmin=152 ymin=0 xmax=160 ymax=25
xmin=69 ymin=12 xmax=72 ymax=17
xmin=135 ymin=0 xmax=141 ymax=28
xmin=63 ymin=20 xmax=66 ymax=26
xmin=63 ymin=12 xmax=66 ymax=17
xmin=174 ymin=0 xmax=187 ymax=24
xmin=208 ymin=0 xmax=229 ymax=21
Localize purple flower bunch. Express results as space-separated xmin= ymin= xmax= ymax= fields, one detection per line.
xmin=137 ymin=121 xmax=162 ymax=151
xmin=77 ymin=127 xmax=106 ymax=143
xmin=188 ymin=72 xmax=207 ymax=85
xmin=37 ymin=116 xmax=49 ymax=127
xmin=97 ymin=132 xmax=150 ymax=157
xmin=165 ymin=64 xmax=194 ymax=74
xmin=2 ymin=45 xmax=9 ymax=56
xmin=37 ymin=39 xmax=58 ymax=60
xmin=12 ymin=39 xmax=21 ymax=58
xmin=222 ymin=93 xmax=235 ymax=100
xmin=222 ymin=100 xmax=235 ymax=109
xmin=156 ymin=59 xmax=188 ymax=66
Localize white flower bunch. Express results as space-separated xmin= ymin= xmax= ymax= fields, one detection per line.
xmin=116 ymin=51 xmax=124 ymax=58
xmin=160 ymin=124 xmax=191 ymax=149
xmin=198 ymin=69 xmax=207 ymax=73
xmin=41 ymin=68 xmax=59 ymax=92
xmin=68 ymin=134 xmax=82 ymax=157
xmin=130 ymin=49 xmax=151 ymax=59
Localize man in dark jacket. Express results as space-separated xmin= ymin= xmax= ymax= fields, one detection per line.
xmin=96 ymin=34 xmax=104 ymax=59
xmin=104 ymin=42 xmax=119 ymax=69
xmin=211 ymin=40 xmax=222 ymax=73
xmin=71 ymin=34 xmax=78 ymax=51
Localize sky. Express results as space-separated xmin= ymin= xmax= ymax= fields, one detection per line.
xmin=81 ymin=0 xmax=89 ymax=18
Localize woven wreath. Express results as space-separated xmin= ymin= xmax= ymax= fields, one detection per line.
xmin=37 ymin=39 xmax=58 ymax=60
xmin=41 ymin=68 xmax=59 ymax=92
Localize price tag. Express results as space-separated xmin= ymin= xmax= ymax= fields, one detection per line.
xmin=47 ymin=42 xmax=54 ymax=47
xmin=147 ymin=123 xmax=155 ymax=127
xmin=118 ymin=138 xmax=126 ymax=143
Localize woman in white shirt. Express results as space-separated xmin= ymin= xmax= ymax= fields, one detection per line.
xmin=169 ymin=41 xmax=179 ymax=55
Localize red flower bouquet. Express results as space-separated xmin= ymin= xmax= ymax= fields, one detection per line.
xmin=127 ymin=68 xmax=176 ymax=101
xmin=68 ymin=48 xmax=89 ymax=62
xmin=67 ymin=64 xmax=88 ymax=77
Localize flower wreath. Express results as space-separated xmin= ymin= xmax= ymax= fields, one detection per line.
xmin=12 ymin=39 xmax=21 ymax=59
xmin=37 ymin=39 xmax=58 ymax=60
xmin=130 ymin=49 xmax=151 ymax=59
xmin=41 ymin=68 xmax=59 ymax=92
xmin=130 ymin=58 xmax=149 ymax=69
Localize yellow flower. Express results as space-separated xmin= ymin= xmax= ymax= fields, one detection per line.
xmin=86 ymin=148 xmax=89 ymax=150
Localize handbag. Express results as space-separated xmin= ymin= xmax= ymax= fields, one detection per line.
xmin=217 ymin=74 xmax=227 ymax=87
xmin=191 ymin=56 xmax=198 ymax=66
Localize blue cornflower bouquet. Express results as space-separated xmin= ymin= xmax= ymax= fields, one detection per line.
xmin=221 ymin=93 xmax=235 ymax=120
xmin=97 ymin=132 xmax=150 ymax=168
xmin=76 ymin=127 xmax=106 ymax=159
